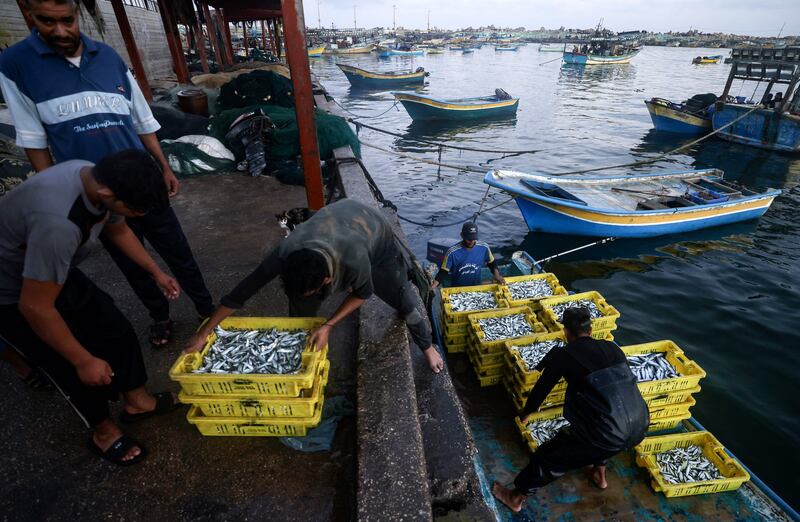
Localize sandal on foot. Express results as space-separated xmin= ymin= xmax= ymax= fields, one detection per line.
xmin=87 ymin=435 xmax=148 ymax=466
xmin=149 ymin=320 xmax=173 ymax=348
xmin=120 ymin=392 xmax=181 ymax=424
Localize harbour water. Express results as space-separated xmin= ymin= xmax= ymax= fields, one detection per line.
xmin=311 ymin=45 xmax=800 ymax=507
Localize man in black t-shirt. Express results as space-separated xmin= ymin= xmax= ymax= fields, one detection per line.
xmin=493 ymin=307 xmax=649 ymax=513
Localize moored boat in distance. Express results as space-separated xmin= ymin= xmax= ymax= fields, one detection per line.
xmin=392 ymin=89 xmax=519 ymax=121
xmin=376 ymin=45 xmax=425 ymax=57
xmin=307 ymin=45 xmax=326 ymax=57
xmin=483 ymin=169 xmax=780 ymax=238
xmin=337 ymin=64 xmax=428 ymax=89
xmin=495 ymin=45 xmax=519 ymax=52
xmin=645 ymin=93 xmax=717 ymax=135
xmin=563 ymin=36 xmax=641 ymax=65
xmin=712 ymin=46 xmax=800 ymax=152
xmin=692 ymin=54 xmax=723 ymax=64
xmin=539 ymin=43 xmax=566 ymax=53
xmin=324 ymin=43 xmax=375 ymax=55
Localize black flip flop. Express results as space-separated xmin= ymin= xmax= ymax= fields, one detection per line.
xmin=87 ymin=435 xmax=148 ymax=466
xmin=149 ymin=320 xmax=173 ymax=348
xmin=120 ymin=392 xmax=181 ymax=424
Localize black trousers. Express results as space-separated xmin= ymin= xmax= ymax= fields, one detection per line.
xmin=289 ymin=250 xmax=433 ymax=350
xmin=514 ymin=427 xmax=619 ymax=494
xmin=0 ymin=270 xmax=147 ymax=427
xmin=100 ymin=205 xmax=214 ymax=323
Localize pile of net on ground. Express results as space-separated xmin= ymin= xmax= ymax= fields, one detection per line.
xmin=209 ymin=104 xmax=361 ymax=162
xmin=217 ymin=70 xmax=295 ymax=110
xmin=160 ymin=135 xmax=236 ymax=177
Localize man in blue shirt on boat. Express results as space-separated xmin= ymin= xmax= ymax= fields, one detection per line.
xmin=432 ymin=222 xmax=506 ymax=288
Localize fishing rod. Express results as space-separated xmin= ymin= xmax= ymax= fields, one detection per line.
xmin=535 ymin=237 xmax=616 ymax=265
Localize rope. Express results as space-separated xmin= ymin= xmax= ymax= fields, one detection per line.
xmin=360 ymin=139 xmax=487 ymax=173
xmin=350 ymin=120 xmax=543 ymax=155
xmin=541 ymin=104 xmax=763 ymax=176
xmin=395 ymin=195 xmax=515 ymax=228
xmin=538 ymin=56 xmax=563 ymax=66
xmin=331 ymin=97 xmax=401 ymax=120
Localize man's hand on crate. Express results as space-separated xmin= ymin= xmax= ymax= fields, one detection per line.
xmin=184 ymin=332 xmax=206 ymax=354
xmin=309 ymin=324 xmax=332 ymax=352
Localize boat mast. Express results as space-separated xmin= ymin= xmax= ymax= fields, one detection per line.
xmin=393 ymin=4 xmax=396 ymax=32
xmin=353 ymin=4 xmax=357 ymax=37
xmin=427 ymin=9 xmax=430 ymax=33
xmin=317 ymin=0 xmax=322 ymax=29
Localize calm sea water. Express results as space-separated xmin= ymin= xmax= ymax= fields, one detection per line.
xmin=311 ymin=45 xmax=800 ymax=507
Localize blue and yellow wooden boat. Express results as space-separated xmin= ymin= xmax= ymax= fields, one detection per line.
xmin=376 ymin=45 xmax=424 ymax=57
xmin=392 ymin=90 xmax=519 ymax=121
xmin=484 ymin=168 xmax=780 ymax=238
xmin=711 ymin=46 xmax=800 ymax=152
xmin=307 ymin=45 xmax=326 ymax=57
xmin=692 ymin=54 xmax=723 ymax=64
xmin=645 ymin=96 xmax=714 ymax=135
xmin=337 ymin=64 xmax=428 ymax=89
xmin=563 ymin=48 xmax=640 ymax=65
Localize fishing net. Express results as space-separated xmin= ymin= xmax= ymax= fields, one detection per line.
xmin=160 ymin=136 xmax=236 ymax=178
xmin=150 ymin=104 xmax=211 ymax=141
xmin=208 ymin=104 xmax=361 ymax=161
xmin=217 ymin=70 xmax=295 ymax=110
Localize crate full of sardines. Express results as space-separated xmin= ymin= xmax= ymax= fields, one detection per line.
xmin=634 ymin=431 xmax=750 ymax=497
xmin=169 ymin=317 xmax=328 ymax=397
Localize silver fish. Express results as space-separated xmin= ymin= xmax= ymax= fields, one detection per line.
xmin=478 ymin=314 xmax=535 ymax=341
xmin=550 ymin=299 xmax=604 ymax=322
xmin=508 ymin=280 xmax=554 ymax=301
xmin=449 ymin=291 xmax=498 ymax=313
xmin=524 ymin=417 xmax=570 ymax=446
xmin=655 ymin=444 xmax=723 ymax=484
xmin=627 ymin=353 xmax=680 ymax=382
xmin=512 ymin=339 xmax=565 ymax=371
xmin=193 ymin=327 xmax=308 ymax=375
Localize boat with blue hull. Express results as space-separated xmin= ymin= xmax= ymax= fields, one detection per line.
xmin=392 ymin=90 xmax=519 ymax=121
xmin=376 ymin=45 xmax=424 ymax=57
xmin=645 ymin=94 xmax=716 ymax=135
xmin=563 ymin=48 xmax=640 ymax=65
xmin=712 ymin=46 xmax=800 ymax=152
xmin=337 ymin=64 xmax=427 ymax=89
xmin=483 ymin=168 xmax=780 ymax=238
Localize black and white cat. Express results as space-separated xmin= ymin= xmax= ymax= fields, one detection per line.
xmin=275 ymin=207 xmax=313 ymax=237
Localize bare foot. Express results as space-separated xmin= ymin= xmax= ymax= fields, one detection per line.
xmin=584 ymin=465 xmax=608 ymax=489
xmin=93 ymin=419 xmax=141 ymax=462
xmin=424 ymin=345 xmax=445 ymax=373
xmin=492 ymin=481 xmax=525 ymax=512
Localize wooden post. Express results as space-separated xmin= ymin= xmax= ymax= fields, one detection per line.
xmin=210 ymin=11 xmax=230 ymax=69
xmin=220 ymin=8 xmax=236 ymax=65
xmin=261 ymin=20 xmax=267 ymax=51
xmin=199 ymin=1 xmax=225 ymax=70
xmin=157 ymin=0 xmax=190 ymax=83
xmin=242 ymin=22 xmax=249 ymax=59
xmin=280 ymin=0 xmax=324 ymax=209
xmin=192 ymin=18 xmax=209 ymax=73
xmin=109 ymin=0 xmax=152 ymax=101
xmin=275 ymin=18 xmax=283 ymax=59
xmin=266 ymin=18 xmax=277 ymax=55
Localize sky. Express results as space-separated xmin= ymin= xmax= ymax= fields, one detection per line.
xmin=303 ymin=0 xmax=800 ymax=37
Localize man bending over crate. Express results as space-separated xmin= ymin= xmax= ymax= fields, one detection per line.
xmin=493 ymin=307 xmax=649 ymax=512
xmin=185 ymin=199 xmax=445 ymax=373
xmin=0 ymin=150 xmax=182 ymax=466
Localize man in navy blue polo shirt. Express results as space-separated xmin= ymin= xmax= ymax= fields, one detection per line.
xmin=432 ymin=222 xmax=506 ymax=288
xmin=0 ymin=0 xmax=214 ymax=346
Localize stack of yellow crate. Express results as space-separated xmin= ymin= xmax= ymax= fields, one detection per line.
xmin=538 ymin=290 xmax=621 ymax=340
xmin=440 ymin=284 xmax=507 ymax=353
xmin=465 ymin=306 xmax=547 ymax=387
xmin=169 ymin=317 xmax=330 ymax=437
xmin=511 ymin=339 xmax=707 ymax=447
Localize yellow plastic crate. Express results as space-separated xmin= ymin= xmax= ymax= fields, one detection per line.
xmin=179 ymin=361 xmax=330 ymax=418
xmin=468 ymin=307 xmax=548 ymax=356
xmin=474 ymin=370 xmax=502 ymax=387
xmin=445 ymin=331 xmax=469 ymax=346
xmin=501 ymin=273 xmax=568 ymax=310
xmin=466 ymin=344 xmax=505 ymax=376
xmin=186 ymin=401 xmax=324 ymax=436
xmin=445 ymin=341 xmax=467 ymax=353
xmin=648 ymin=396 xmax=695 ymax=420
xmin=620 ymin=341 xmax=707 ymax=395
xmin=466 ymin=338 xmax=506 ymax=366
xmin=169 ymin=316 xmax=327 ymax=397
xmin=514 ymin=407 xmax=567 ymax=453
xmin=643 ymin=386 xmax=701 ymax=409
xmin=648 ymin=411 xmax=692 ymax=432
xmin=441 ymin=284 xmax=507 ymax=325
xmin=635 ymin=431 xmax=750 ymax=497
xmin=444 ymin=321 xmax=469 ymax=336
xmin=503 ymin=376 xmax=564 ymax=413
xmin=539 ymin=291 xmax=621 ymax=332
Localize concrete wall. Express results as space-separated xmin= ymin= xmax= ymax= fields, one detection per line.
xmin=0 ymin=1 xmax=172 ymax=79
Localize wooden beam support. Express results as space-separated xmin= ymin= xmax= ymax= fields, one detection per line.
xmin=261 ymin=20 xmax=267 ymax=51
xmin=280 ymin=0 xmax=324 ymax=209
xmin=275 ymin=17 xmax=283 ymax=60
xmin=191 ymin=19 xmax=209 ymax=73
xmin=242 ymin=22 xmax=249 ymax=59
xmin=220 ymin=8 xmax=236 ymax=66
xmin=157 ymin=0 xmax=190 ymax=84
xmin=109 ymin=0 xmax=152 ymax=101
xmin=266 ymin=18 xmax=277 ymax=55
xmin=199 ymin=1 xmax=225 ymax=70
